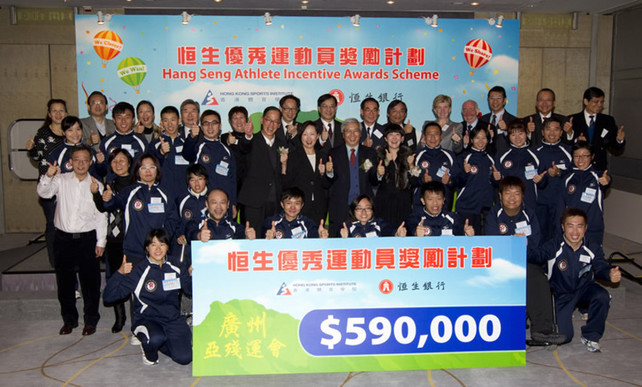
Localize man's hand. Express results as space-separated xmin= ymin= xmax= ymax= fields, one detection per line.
xmin=318 ymin=220 xmax=329 ymax=239
xmin=90 ymin=176 xmax=99 ymax=194
xmin=245 ymin=221 xmax=256 ymax=240
xmin=395 ymin=221 xmax=407 ymax=237
xmin=464 ymin=218 xmax=475 ymax=236
xmin=265 ymin=221 xmax=277 ymax=239
xmin=95 ymin=246 xmax=105 ymax=257
xmin=617 ymin=125 xmax=625 ymax=142
xmin=527 ymin=116 xmax=535 ymax=133
xmin=610 ymin=266 xmax=621 ymax=283
xmin=415 ymin=219 xmax=425 ymax=237
xmin=340 ymin=222 xmax=349 ymax=238
xmin=598 ymin=170 xmax=611 ymax=186
xmin=102 ymin=184 xmax=113 ymax=202
xmin=46 ymin=161 xmax=60 ymax=177
xmin=325 ymin=156 xmax=333 ymax=174
xmin=118 ymin=255 xmax=132 ymax=275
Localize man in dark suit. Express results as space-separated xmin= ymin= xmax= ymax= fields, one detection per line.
xmin=277 ymin=94 xmax=300 ymax=146
xmin=326 ymin=118 xmax=381 ymax=236
xmin=81 ymin=91 xmax=116 ymax=149
xmin=359 ymin=97 xmax=386 ymax=150
xmin=563 ymin=87 xmax=625 ymax=171
xmin=316 ymin=94 xmax=344 ymax=151
xmin=524 ymin=88 xmax=566 ymax=148
xmin=237 ymin=106 xmax=285 ymax=236
xmin=460 ymin=99 xmax=489 ymax=152
xmin=481 ymin=85 xmax=517 ymax=156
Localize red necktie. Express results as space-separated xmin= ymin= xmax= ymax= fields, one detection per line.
xmin=350 ymin=148 xmax=356 ymax=166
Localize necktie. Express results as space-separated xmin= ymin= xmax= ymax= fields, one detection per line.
xmin=491 ymin=115 xmax=497 ymax=127
xmin=328 ymin=123 xmax=333 ymax=141
xmin=588 ymin=115 xmax=595 ymax=142
xmin=367 ymin=126 xmax=372 ymax=138
xmin=350 ymin=148 xmax=356 ymax=167
xmin=467 ymin=124 xmax=472 ymax=132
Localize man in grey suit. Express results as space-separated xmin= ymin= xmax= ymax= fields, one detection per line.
xmin=81 ymin=91 xmax=116 ymax=149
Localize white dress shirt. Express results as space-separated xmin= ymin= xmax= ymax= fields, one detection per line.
xmin=37 ymin=173 xmax=108 ymax=247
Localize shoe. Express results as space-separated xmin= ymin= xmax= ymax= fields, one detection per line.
xmin=130 ymin=334 xmax=141 ymax=346
xmin=581 ymin=336 xmax=601 ymax=352
xmin=112 ymin=304 xmax=126 ymax=333
xmin=59 ymin=322 xmax=79 ymax=335
xmin=140 ymin=344 xmax=159 ymax=366
xmin=82 ymin=325 xmax=96 ymax=336
xmin=531 ymin=331 xmax=567 ymax=345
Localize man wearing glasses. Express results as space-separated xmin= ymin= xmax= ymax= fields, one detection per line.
xmin=238 ymin=107 xmax=286 ymax=235
xmin=278 ymin=94 xmax=301 ymax=146
xmin=82 ymin=91 xmax=116 ymax=148
xmin=359 ymin=97 xmax=386 ymax=150
xmin=316 ymin=93 xmax=344 ymax=150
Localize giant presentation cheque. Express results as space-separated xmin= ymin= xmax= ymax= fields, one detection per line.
xmin=192 ymin=236 xmax=526 ymax=376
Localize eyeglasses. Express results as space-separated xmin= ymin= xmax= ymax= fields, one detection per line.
xmin=202 ymin=120 xmax=220 ymax=126
xmin=90 ymin=100 xmax=106 ymax=105
xmin=320 ymin=104 xmax=336 ymax=109
xmin=355 ymin=207 xmax=373 ymax=212
xmin=282 ymin=107 xmax=298 ymax=112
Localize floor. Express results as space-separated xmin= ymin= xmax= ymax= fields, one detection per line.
xmin=0 ymin=232 xmax=640 ymax=387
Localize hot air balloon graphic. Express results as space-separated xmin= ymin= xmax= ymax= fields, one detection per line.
xmin=92 ymin=30 xmax=123 ymax=68
xmin=117 ymin=57 xmax=147 ymax=94
xmin=464 ymin=39 xmax=493 ymax=70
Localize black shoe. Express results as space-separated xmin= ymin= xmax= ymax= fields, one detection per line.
xmin=112 ymin=303 xmax=126 ymax=333
xmin=59 ymin=322 xmax=79 ymax=335
xmin=82 ymin=325 xmax=96 ymax=336
xmin=531 ymin=331 xmax=566 ymax=345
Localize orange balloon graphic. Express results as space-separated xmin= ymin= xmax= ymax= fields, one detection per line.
xmin=93 ymin=30 xmax=123 ymax=68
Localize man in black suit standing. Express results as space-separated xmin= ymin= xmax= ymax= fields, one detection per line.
xmin=326 ymin=118 xmax=381 ymax=237
xmin=277 ymin=94 xmax=300 ymax=146
xmin=481 ymin=85 xmax=517 ymax=156
xmin=563 ymin=87 xmax=625 ymax=171
xmin=524 ymin=88 xmax=566 ymax=148
xmin=238 ymin=106 xmax=285 ymax=236
xmin=460 ymin=99 xmax=488 ymax=152
xmin=359 ymin=97 xmax=386 ymax=150
xmin=316 ymin=94 xmax=344 ymax=150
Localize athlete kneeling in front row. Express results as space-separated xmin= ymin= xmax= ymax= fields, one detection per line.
xmin=528 ymin=208 xmax=620 ymax=352
xmin=103 ymin=229 xmax=193 ymax=365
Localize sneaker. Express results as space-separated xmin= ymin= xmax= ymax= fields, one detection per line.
xmin=139 ymin=343 xmax=159 ymax=366
xmin=531 ymin=331 xmax=567 ymax=345
xmin=581 ymin=336 xmax=601 ymax=352
xmin=581 ymin=313 xmax=589 ymax=321
xmin=130 ymin=334 xmax=141 ymax=346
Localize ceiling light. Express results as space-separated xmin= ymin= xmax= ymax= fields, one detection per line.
xmin=350 ymin=14 xmax=360 ymax=27
xmin=424 ymin=14 xmax=438 ymax=28
xmin=301 ymin=0 xmax=309 ymax=3
xmin=470 ymin=2 xmax=479 ymax=5
xmin=387 ymin=0 xmax=395 ymax=4
xmin=264 ymin=12 xmax=273 ymax=26
xmin=214 ymin=0 xmax=222 ymax=2
xmin=96 ymin=11 xmax=111 ymax=25
xmin=181 ymin=11 xmax=192 ymax=25
xmin=495 ymin=15 xmax=504 ymax=28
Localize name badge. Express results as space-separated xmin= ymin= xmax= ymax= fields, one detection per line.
xmin=406 ymin=138 xmax=414 ymax=146
xmin=441 ymin=228 xmax=453 ymax=236
xmin=162 ymin=278 xmax=181 ymax=291
xmin=524 ymin=165 xmax=537 ymax=180
xmin=366 ymin=231 xmax=378 ymax=238
xmin=216 ymin=161 xmax=229 ymax=176
xmin=290 ymin=226 xmax=305 ymax=239
xmin=581 ymin=188 xmax=597 ymax=204
xmin=436 ymin=165 xmax=448 ymax=178
xmin=175 ymin=145 xmax=183 ymax=153
xmin=515 ymin=221 xmax=532 ymax=236
xmin=601 ymin=128 xmax=609 ymax=138
xmin=373 ymin=129 xmax=383 ymax=139
xmin=148 ymin=202 xmax=165 ymax=213
xmin=121 ymin=144 xmax=135 ymax=157
xmin=579 ymin=254 xmax=592 ymax=263
xmin=557 ymin=162 xmax=567 ymax=170
xmin=175 ymin=155 xmax=189 ymax=165
xmin=164 ymin=272 xmax=176 ymax=279
xmin=151 ymin=197 xmax=162 ymax=204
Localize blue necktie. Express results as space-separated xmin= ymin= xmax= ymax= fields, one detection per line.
xmin=588 ymin=115 xmax=595 ymax=142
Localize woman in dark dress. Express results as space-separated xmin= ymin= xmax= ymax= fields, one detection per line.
xmin=374 ymin=124 xmax=414 ymax=229
xmin=280 ymin=120 xmax=329 ymax=224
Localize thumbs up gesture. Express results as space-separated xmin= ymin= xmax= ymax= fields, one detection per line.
xmin=199 ymin=220 xmax=211 ymax=242
xmin=527 ymin=116 xmax=535 ymax=133
xmin=377 ymin=159 xmax=385 ymax=177
xmin=422 ymin=170 xmax=432 ymax=183
xmin=598 ymin=170 xmax=610 ymax=186
xmin=245 ymin=221 xmax=256 ymax=240
xmin=488 ymin=124 xmax=495 ymax=139
xmin=26 ymin=137 xmax=35 ymax=150
xmin=492 ymin=163 xmax=502 ymax=181
xmin=118 ymin=255 xmax=133 ymax=275
xmin=159 ymin=137 xmax=170 ymax=155
xmin=395 ymin=221 xmax=407 ymax=237
xmin=320 ymin=124 xmax=329 ymax=141
xmin=95 ymin=150 xmax=105 ymax=164
xmin=441 ymin=168 xmax=451 ymax=184
xmin=340 ymin=222 xmax=349 ymax=238
xmin=548 ymin=161 xmax=560 ymax=177
xmin=362 ymin=133 xmax=373 ymax=147
xmin=189 ymin=124 xmax=200 ymax=138
xmin=318 ymin=219 xmax=329 ymax=239
xmin=451 ymin=126 xmax=462 ymax=143
xmin=90 ymin=130 xmax=100 ymax=145
xmin=463 ymin=160 xmax=472 ymax=174
xmin=318 ymin=158 xmax=326 ymax=176
xmin=415 ymin=219 xmax=426 ymax=237
xmin=464 ymin=218 xmax=475 ymax=236
xmin=265 ymin=221 xmax=277 ymax=240
xmin=532 ymin=170 xmax=547 ymax=184
xmin=244 ymin=121 xmax=254 ymax=137
xmin=610 ymin=266 xmax=621 ymax=283
xmin=563 ymin=117 xmax=573 ymax=135
xmin=403 ymin=119 xmax=413 ymax=134
xmin=46 ymin=161 xmax=60 ymax=177
xmin=90 ymin=176 xmax=99 ymax=194
xmin=617 ymin=125 xmax=625 ymax=142
xmin=102 ymin=184 xmax=113 ymax=202
xmin=407 ymin=153 xmax=416 ymax=166
xmin=463 ymin=130 xmax=470 ymax=147
xmin=325 ymin=156 xmax=334 ymax=174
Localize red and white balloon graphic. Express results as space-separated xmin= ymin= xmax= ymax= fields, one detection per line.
xmin=464 ymin=39 xmax=493 ymax=69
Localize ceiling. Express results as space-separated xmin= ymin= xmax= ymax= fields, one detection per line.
xmin=0 ymin=0 xmax=640 ymax=16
